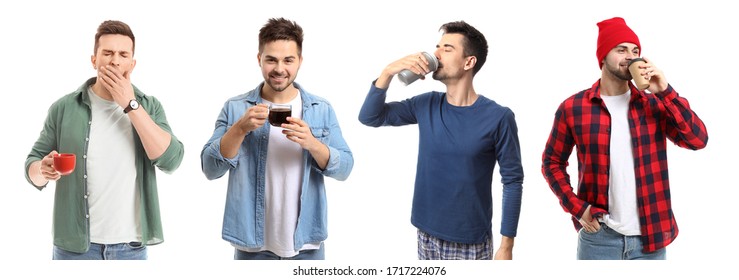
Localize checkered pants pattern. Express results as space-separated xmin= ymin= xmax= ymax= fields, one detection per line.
xmin=417 ymin=229 xmax=493 ymax=260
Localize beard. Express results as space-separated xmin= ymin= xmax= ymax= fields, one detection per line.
xmin=266 ymin=80 xmax=289 ymax=92
xmin=432 ymin=67 xmax=447 ymax=81
xmin=265 ymin=72 xmax=293 ymax=92
xmin=605 ymin=60 xmax=632 ymax=81
xmin=432 ymin=71 xmax=443 ymax=81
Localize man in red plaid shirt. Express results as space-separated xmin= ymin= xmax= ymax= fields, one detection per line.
xmin=541 ymin=17 xmax=708 ymax=260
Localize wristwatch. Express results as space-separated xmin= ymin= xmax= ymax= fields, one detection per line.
xmin=124 ymin=99 xmax=140 ymax=114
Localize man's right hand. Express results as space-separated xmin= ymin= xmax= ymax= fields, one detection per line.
xmin=578 ymin=205 xmax=601 ymax=233
xmin=29 ymin=150 xmax=61 ymax=187
xmin=235 ymin=104 xmax=269 ymax=133
xmin=375 ymin=52 xmax=434 ymax=89
xmin=219 ymin=104 xmax=269 ymax=159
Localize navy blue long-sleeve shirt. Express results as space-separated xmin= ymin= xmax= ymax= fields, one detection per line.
xmin=359 ymin=82 xmax=523 ymax=243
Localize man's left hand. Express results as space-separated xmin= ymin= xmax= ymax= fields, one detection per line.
xmin=98 ymin=65 xmax=135 ymax=108
xmin=640 ymin=57 xmax=669 ymax=93
xmin=281 ymin=117 xmax=321 ymax=151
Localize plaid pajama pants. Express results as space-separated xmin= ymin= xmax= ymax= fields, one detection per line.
xmin=417 ymin=229 xmax=493 ymax=260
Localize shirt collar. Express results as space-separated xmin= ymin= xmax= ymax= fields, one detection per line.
xmin=588 ymin=79 xmax=645 ymax=103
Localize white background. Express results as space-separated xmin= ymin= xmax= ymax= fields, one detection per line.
xmin=1 ymin=0 xmax=735 ymax=279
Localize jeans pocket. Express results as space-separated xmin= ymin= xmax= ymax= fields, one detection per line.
xmin=580 ymin=223 xmax=606 ymax=236
xmin=125 ymin=241 xmax=145 ymax=249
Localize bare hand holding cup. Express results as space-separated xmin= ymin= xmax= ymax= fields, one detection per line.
xmin=38 ymin=151 xmax=62 ymax=181
xmin=236 ymin=104 xmax=269 ymax=133
xmin=628 ymin=57 xmax=668 ymax=93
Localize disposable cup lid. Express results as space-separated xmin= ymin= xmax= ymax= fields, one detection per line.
xmin=628 ymin=58 xmax=645 ymax=66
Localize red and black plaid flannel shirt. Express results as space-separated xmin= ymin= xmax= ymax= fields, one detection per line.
xmin=541 ymin=80 xmax=708 ymax=252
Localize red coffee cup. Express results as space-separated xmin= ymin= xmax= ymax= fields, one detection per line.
xmin=53 ymin=153 xmax=76 ymax=176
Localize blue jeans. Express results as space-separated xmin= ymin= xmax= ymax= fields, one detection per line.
xmin=577 ymin=223 xmax=666 ymax=260
xmin=53 ymin=242 xmax=147 ymax=260
xmin=234 ymin=244 xmax=325 ymax=260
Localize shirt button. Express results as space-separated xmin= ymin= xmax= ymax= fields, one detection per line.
xmin=85 ymin=137 xmax=89 ymax=141
xmin=85 ymin=214 xmax=89 ymax=219
xmin=83 ymin=175 xmax=88 ymax=179
xmin=83 ymin=155 xmax=87 ymax=159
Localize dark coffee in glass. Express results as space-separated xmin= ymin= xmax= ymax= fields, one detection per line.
xmin=268 ymin=104 xmax=292 ymax=127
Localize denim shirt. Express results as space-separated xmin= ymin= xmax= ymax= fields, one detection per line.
xmin=200 ymin=82 xmax=353 ymax=250
xmin=24 ymin=77 xmax=185 ymax=253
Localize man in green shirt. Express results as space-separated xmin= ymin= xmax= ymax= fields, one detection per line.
xmin=24 ymin=20 xmax=184 ymax=260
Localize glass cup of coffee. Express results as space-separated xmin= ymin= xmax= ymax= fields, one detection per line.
xmin=268 ymin=104 xmax=292 ymax=127
xmin=53 ymin=153 xmax=76 ymax=176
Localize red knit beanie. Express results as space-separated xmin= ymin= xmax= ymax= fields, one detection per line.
xmin=596 ymin=17 xmax=640 ymax=68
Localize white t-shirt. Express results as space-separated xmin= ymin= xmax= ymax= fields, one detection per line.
xmin=600 ymin=91 xmax=641 ymax=236
xmin=86 ymin=87 xmax=141 ymax=244
xmin=239 ymin=94 xmax=320 ymax=257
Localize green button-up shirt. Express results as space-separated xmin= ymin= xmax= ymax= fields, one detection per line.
xmin=24 ymin=77 xmax=184 ymax=253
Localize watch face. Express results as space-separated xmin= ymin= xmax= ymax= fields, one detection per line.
xmin=130 ymin=100 xmax=139 ymax=109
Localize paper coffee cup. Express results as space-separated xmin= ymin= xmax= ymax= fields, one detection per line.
xmin=628 ymin=58 xmax=650 ymax=90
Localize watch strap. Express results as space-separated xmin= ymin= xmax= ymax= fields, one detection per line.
xmin=123 ymin=99 xmax=138 ymax=114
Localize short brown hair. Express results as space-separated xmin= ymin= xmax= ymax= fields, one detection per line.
xmin=440 ymin=21 xmax=487 ymax=75
xmin=258 ymin=18 xmax=303 ymax=56
xmin=94 ymin=20 xmax=135 ymax=55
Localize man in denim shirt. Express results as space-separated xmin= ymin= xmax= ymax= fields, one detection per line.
xmin=24 ymin=20 xmax=184 ymax=260
xmin=201 ymin=18 xmax=353 ymax=260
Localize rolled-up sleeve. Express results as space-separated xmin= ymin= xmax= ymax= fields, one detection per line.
xmin=201 ymin=107 xmax=240 ymax=180
xmin=315 ymin=106 xmax=353 ymax=181
xmin=147 ymin=97 xmax=184 ymax=174
xmin=151 ymin=134 xmax=184 ymax=174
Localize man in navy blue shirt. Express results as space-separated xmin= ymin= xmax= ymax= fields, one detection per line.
xmin=359 ymin=21 xmax=524 ymax=260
